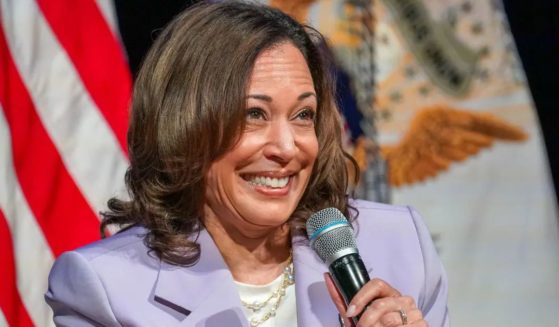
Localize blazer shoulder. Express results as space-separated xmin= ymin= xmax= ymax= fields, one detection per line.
xmin=52 ymin=225 xmax=160 ymax=287
xmin=46 ymin=250 xmax=122 ymax=326
xmin=350 ymin=199 xmax=434 ymax=260
xmin=46 ymin=226 xmax=162 ymax=326
xmin=73 ymin=225 xmax=150 ymax=261
xmin=349 ymin=199 xmax=450 ymax=326
xmin=350 ymin=199 xmax=419 ymax=231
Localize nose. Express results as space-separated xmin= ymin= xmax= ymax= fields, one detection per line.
xmin=263 ymin=120 xmax=297 ymax=164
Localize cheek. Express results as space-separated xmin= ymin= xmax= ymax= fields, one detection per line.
xmin=225 ymin=133 xmax=264 ymax=165
xmin=205 ymin=158 xmax=235 ymax=195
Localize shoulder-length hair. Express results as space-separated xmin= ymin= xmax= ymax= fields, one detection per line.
xmin=101 ymin=1 xmax=359 ymax=266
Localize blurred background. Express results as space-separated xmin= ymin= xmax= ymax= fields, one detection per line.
xmin=1 ymin=0 xmax=557 ymax=326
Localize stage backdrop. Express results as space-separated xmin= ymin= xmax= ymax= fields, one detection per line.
xmin=260 ymin=0 xmax=559 ymax=326
xmin=1 ymin=1 xmax=558 ymax=326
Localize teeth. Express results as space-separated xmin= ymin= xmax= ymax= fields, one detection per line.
xmin=248 ymin=175 xmax=289 ymax=188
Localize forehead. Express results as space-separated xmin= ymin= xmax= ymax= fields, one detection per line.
xmin=248 ymin=42 xmax=314 ymax=89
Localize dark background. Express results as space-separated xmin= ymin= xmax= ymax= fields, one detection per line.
xmin=503 ymin=0 xmax=558 ymax=204
xmin=114 ymin=0 xmax=559 ymax=204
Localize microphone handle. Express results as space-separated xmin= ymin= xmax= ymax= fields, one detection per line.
xmin=329 ymin=253 xmax=370 ymax=323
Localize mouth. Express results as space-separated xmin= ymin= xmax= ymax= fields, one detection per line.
xmin=241 ymin=174 xmax=291 ymax=189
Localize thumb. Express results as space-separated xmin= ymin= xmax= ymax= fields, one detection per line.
xmin=324 ymin=272 xmax=354 ymax=327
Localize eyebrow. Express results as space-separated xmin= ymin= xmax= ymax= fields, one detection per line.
xmin=247 ymin=92 xmax=317 ymax=102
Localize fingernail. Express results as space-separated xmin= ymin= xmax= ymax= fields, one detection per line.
xmin=346 ymin=304 xmax=356 ymax=317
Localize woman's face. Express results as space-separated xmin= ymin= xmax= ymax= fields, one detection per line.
xmin=204 ymin=42 xmax=319 ymax=236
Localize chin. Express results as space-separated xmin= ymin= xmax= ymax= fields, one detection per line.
xmin=242 ymin=205 xmax=296 ymax=227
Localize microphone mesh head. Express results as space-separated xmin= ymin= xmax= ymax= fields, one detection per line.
xmin=306 ymin=208 xmax=357 ymax=264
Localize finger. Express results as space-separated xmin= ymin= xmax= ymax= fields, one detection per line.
xmin=361 ymin=297 xmax=421 ymax=327
xmin=347 ymin=278 xmax=401 ymax=318
xmin=377 ymin=308 xmax=424 ymax=327
xmin=357 ymin=296 xmax=402 ymax=326
xmin=324 ymin=273 xmax=354 ymax=327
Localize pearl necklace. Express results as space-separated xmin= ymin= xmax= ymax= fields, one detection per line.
xmin=240 ymin=259 xmax=295 ymax=327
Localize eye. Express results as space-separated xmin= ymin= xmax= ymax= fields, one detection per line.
xmin=296 ymin=108 xmax=316 ymax=122
xmin=246 ymin=107 xmax=266 ymax=120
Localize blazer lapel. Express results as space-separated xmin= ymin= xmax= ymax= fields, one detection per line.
xmin=152 ymin=229 xmax=248 ymax=326
xmin=292 ymin=235 xmax=341 ymax=327
xmin=152 ymin=231 xmax=340 ymax=326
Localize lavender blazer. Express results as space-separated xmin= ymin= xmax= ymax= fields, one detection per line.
xmin=45 ymin=200 xmax=449 ymax=326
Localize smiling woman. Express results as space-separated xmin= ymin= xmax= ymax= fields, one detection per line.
xmin=103 ymin=0 xmax=349 ymax=267
xmin=44 ymin=1 xmax=449 ymax=326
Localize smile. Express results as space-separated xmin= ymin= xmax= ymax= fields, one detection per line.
xmin=244 ymin=175 xmax=290 ymax=188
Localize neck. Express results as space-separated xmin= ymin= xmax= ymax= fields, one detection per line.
xmin=203 ymin=207 xmax=292 ymax=285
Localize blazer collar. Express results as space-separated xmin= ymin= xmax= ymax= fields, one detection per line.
xmin=153 ymin=230 xmax=339 ymax=326
xmin=153 ymin=229 xmax=248 ymax=325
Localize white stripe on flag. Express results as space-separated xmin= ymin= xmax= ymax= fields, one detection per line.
xmin=0 ymin=106 xmax=55 ymax=327
xmin=0 ymin=310 xmax=8 ymax=327
xmin=96 ymin=0 xmax=120 ymax=36
xmin=0 ymin=0 xmax=129 ymax=216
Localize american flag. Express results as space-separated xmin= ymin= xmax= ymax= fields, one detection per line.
xmin=0 ymin=1 xmax=131 ymax=326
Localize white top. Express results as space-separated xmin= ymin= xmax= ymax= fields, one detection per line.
xmin=235 ymin=273 xmax=297 ymax=327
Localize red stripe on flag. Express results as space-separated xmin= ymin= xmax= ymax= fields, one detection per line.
xmin=37 ymin=0 xmax=132 ymax=156
xmin=0 ymin=210 xmax=34 ymax=327
xmin=0 ymin=27 xmax=101 ymax=256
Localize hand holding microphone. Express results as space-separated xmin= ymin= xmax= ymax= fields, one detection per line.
xmin=306 ymin=208 xmax=427 ymax=326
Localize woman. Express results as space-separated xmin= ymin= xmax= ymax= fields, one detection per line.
xmin=45 ymin=2 xmax=449 ymax=326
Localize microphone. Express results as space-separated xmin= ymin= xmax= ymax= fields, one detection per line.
xmin=306 ymin=207 xmax=370 ymax=321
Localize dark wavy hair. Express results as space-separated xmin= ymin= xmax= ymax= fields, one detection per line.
xmin=101 ymin=1 xmax=359 ymax=266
